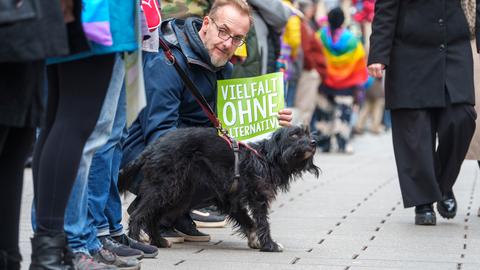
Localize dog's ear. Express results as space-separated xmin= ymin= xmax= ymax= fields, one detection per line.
xmin=307 ymin=158 xmax=321 ymax=178
xmin=264 ymin=128 xmax=285 ymax=162
xmin=301 ymin=124 xmax=310 ymax=135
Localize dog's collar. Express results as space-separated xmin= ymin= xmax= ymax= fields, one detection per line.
xmin=220 ymin=135 xmax=261 ymax=193
xmin=220 ymin=135 xmax=260 ymax=157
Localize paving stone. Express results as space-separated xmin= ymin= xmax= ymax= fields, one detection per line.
xmin=16 ymin=132 xmax=480 ymax=269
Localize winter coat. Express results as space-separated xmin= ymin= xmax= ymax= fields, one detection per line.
xmin=122 ymin=18 xmax=232 ymax=166
xmin=466 ymin=40 xmax=480 ymax=160
xmin=300 ymin=21 xmax=326 ymax=77
xmin=0 ymin=0 xmax=86 ymax=127
xmin=49 ymin=0 xmax=138 ymax=64
xmin=248 ymin=0 xmax=290 ymax=74
xmin=368 ymin=0 xmax=479 ymax=109
xmin=160 ymin=0 xmax=211 ymax=19
xmin=0 ymin=0 xmax=84 ymax=62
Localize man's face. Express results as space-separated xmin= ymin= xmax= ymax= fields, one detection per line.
xmin=199 ymin=6 xmax=250 ymax=67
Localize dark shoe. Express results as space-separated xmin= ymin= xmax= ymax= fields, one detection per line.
xmin=98 ymin=236 xmax=143 ymax=260
xmin=72 ymin=252 xmax=116 ymax=270
xmin=437 ymin=191 xmax=457 ymax=219
xmin=159 ymin=227 xmax=184 ymax=243
xmin=29 ymin=232 xmax=74 ymax=270
xmin=92 ymin=248 xmax=139 ymax=270
xmin=415 ymin=204 xmax=436 ymax=225
xmin=0 ymin=249 xmax=22 ymax=270
xmin=174 ymin=217 xmax=211 ymax=242
xmin=191 ymin=207 xmax=227 ymax=228
xmin=113 ymin=234 xmax=158 ymax=258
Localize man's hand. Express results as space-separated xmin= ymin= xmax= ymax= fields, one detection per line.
xmin=278 ymin=108 xmax=293 ymax=127
xmin=368 ymin=63 xmax=385 ymax=78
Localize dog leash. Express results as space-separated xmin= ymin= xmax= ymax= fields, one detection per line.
xmin=158 ymin=36 xmax=259 ymax=192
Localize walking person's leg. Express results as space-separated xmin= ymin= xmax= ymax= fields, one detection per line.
xmin=370 ymin=98 xmax=385 ymax=134
xmin=435 ymin=103 xmax=476 ymax=219
xmin=390 ymin=108 xmax=440 ymax=225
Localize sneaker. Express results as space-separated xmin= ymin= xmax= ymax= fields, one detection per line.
xmin=159 ymin=227 xmax=184 ymax=243
xmin=174 ymin=217 xmax=211 ymax=242
xmin=191 ymin=207 xmax=227 ymax=228
xmin=73 ymin=252 xmax=117 ymax=270
xmin=92 ymin=248 xmax=139 ymax=270
xmin=99 ymin=236 xmax=143 ymax=260
xmin=113 ymin=234 xmax=159 ymax=258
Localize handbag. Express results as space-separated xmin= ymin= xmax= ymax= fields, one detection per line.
xmin=461 ymin=0 xmax=476 ymax=40
xmin=0 ymin=0 xmax=38 ymax=25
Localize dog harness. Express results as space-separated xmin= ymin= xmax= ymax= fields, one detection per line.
xmin=158 ymin=37 xmax=261 ymax=193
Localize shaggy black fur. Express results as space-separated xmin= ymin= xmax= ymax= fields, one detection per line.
xmin=118 ymin=125 xmax=319 ymax=252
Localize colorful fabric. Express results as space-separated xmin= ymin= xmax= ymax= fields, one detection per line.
xmin=142 ymin=0 xmax=162 ymax=31
xmin=318 ymin=26 xmax=368 ymax=90
xmin=49 ymin=0 xmax=137 ymax=64
xmin=82 ymin=0 xmax=113 ymax=46
xmin=352 ymin=0 xmax=375 ymax=23
xmin=278 ymin=0 xmax=301 ymax=81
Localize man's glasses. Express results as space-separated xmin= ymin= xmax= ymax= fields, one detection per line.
xmin=210 ymin=18 xmax=246 ymax=47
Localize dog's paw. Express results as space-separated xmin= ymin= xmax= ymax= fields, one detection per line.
xmin=260 ymin=241 xmax=284 ymax=252
xmin=247 ymin=234 xmax=261 ymax=249
xmin=151 ymin=237 xmax=172 ymax=248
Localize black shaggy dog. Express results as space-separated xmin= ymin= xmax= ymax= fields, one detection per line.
xmin=119 ymin=125 xmax=319 ymax=252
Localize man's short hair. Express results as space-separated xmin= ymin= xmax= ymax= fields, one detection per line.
xmin=208 ymin=0 xmax=253 ymax=25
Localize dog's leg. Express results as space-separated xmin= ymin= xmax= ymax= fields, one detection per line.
xmin=126 ymin=195 xmax=173 ymax=248
xmin=250 ymin=203 xmax=283 ymax=252
xmin=146 ymin=216 xmax=172 ymax=248
xmin=229 ymin=208 xmax=260 ymax=249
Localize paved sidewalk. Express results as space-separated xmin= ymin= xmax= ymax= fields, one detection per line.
xmin=19 ymin=131 xmax=480 ymax=269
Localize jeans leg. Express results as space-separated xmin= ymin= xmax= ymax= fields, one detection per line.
xmin=61 ymin=54 xmax=124 ymax=254
xmin=88 ymin=84 xmax=127 ymax=239
xmin=88 ymin=56 xmax=125 ymax=248
xmin=285 ymin=79 xmax=298 ymax=108
xmin=106 ymin=144 xmax=126 ymax=237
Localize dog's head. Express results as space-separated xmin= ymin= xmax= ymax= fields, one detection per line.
xmin=264 ymin=125 xmax=320 ymax=179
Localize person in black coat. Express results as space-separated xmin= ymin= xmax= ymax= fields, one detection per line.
xmin=0 ymin=0 xmax=90 ymax=269
xmin=368 ymin=0 xmax=479 ymax=225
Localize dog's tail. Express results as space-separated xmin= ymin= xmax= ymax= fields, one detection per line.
xmin=118 ymin=157 xmax=144 ymax=194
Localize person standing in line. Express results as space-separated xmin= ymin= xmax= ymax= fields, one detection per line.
xmin=0 ymin=0 xmax=75 ymax=268
xmin=368 ymin=0 xmax=479 ymax=225
xmin=30 ymin=0 xmax=141 ymax=269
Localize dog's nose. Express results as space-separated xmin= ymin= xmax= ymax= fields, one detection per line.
xmin=310 ymin=140 xmax=317 ymax=147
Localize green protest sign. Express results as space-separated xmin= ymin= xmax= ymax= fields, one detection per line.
xmin=217 ymin=72 xmax=284 ymax=141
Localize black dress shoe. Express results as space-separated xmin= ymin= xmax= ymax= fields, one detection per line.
xmin=415 ymin=204 xmax=436 ymax=225
xmin=437 ymin=191 xmax=457 ymax=219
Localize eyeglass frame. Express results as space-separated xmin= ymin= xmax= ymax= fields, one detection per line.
xmin=209 ymin=17 xmax=246 ymax=47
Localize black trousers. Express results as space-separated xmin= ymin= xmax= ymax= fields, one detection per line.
xmin=0 ymin=126 xmax=35 ymax=252
xmin=391 ymin=104 xmax=476 ymax=208
xmin=32 ymin=54 xmax=114 ymax=233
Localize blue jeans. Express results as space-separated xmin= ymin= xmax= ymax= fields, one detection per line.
xmin=87 ymin=83 xmax=127 ymax=241
xmin=63 ymin=55 xmax=125 ymax=254
xmin=285 ymin=79 xmax=298 ymax=108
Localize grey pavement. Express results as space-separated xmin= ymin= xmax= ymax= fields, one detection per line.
xmin=18 ymin=131 xmax=480 ymax=269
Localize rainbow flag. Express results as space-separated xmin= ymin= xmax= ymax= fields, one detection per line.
xmin=82 ymin=0 xmax=113 ymax=46
xmin=318 ymin=26 xmax=368 ymax=90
